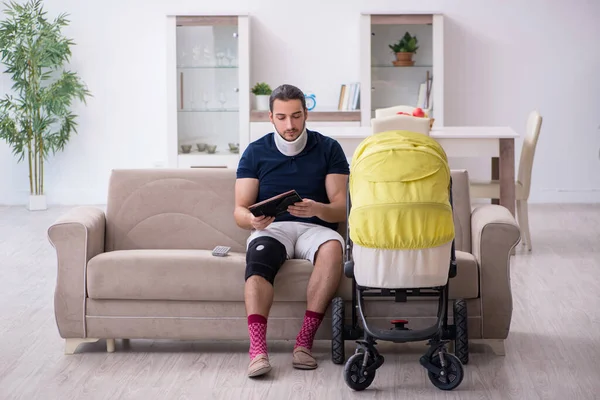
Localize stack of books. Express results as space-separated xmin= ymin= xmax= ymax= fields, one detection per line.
xmin=337 ymin=83 xmax=360 ymax=111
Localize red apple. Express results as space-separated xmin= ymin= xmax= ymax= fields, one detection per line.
xmin=412 ymin=107 xmax=425 ymax=118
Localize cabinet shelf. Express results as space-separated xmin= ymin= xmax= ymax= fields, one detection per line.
xmin=179 ymin=151 xmax=239 ymax=156
xmin=177 ymin=65 xmax=238 ymax=69
xmin=372 ymin=65 xmax=432 ymax=68
xmin=251 ymin=110 xmax=360 ymax=122
xmin=177 ymin=152 xmax=240 ymax=169
xmin=178 ymin=108 xmax=239 ymax=113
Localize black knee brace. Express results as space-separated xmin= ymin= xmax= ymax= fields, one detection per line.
xmin=245 ymin=236 xmax=287 ymax=285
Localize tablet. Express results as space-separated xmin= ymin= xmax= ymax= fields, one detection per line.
xmin=248 ymin=190 xmax=303 ymax=217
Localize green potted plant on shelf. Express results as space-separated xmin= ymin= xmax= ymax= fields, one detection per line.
xmin=0 ymin=0 xmax=91 ymax=210
xmin=389 ymin=31 xmax=419 ymax=66
xmin=251 ymin=82 xmax=272 ymax=111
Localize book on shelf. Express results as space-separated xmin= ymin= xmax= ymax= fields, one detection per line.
xmin=417 ymin=75 xmax=434 ymax=110
xmin=337 ymin=82 xmax=360 ymax=111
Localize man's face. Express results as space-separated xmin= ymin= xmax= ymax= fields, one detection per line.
xmin=269 ymin=99 xmax=307 ymax=142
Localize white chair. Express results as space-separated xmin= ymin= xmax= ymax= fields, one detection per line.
xmin=375 ymin=104 xmax=431 ymax=119
xmin=371 ymin=114 xmax=431 ymax=136
xmin=470 ymin=110 xmax=543 ymax=251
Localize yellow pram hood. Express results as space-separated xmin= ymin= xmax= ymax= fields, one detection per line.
xmin=349 ymin=130 xmax=455 ymax=250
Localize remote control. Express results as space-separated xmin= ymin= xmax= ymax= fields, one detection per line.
xmin=212 ymin=245 xmax=231 ymax=257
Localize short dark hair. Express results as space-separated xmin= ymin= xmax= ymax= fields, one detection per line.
xmin=269 ymin=84 xmax=306 ymax=112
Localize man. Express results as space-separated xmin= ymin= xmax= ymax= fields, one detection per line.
xmin=234 ymin=84 xmax=349 ymax=377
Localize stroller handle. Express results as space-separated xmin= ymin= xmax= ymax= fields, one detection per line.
xmin=345 ymin=174 xmax=352 ymax=264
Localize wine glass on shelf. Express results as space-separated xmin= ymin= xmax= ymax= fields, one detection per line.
xmin=218 ymin=92 xmax=227 ymax=110
xmin=189 ymin=86 xmax=196 ymax=111
xmin=192 ymin=46 xmax=201 ymax=66
xmin=203 ymin=46 xmax=212 ymax=66
xmin=203 ymin=92 xmax=210 ymax=110
xmin=225 ymin=48 xmax=236 ymax=67
xmin=216 ymin=52 xmax=225 ymax=66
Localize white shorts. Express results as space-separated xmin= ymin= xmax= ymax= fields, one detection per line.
xmin=246 ymin=221 xmax=345 ymax=264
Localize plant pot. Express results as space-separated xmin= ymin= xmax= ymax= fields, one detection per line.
xmin=393 ymin=52 xmax=415 ymax=67
xmin=255 ymin=95 xmax=270 ymax=111
xmin=28 ymin=194 xmax=47 ymax=211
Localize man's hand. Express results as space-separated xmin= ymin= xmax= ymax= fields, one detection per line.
xmin=251 ymin=214 xmax=275 ymax=230
xmin=288 ymin=174 xmax=348 ymax=223
xmin=288 ymin=198 xmax=322 ymax=218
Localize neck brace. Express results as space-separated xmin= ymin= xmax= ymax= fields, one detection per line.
xmin=274 ymin=127 xmax=307 ymax=157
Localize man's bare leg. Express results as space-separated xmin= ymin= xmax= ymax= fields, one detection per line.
xmin=306 ymin=240 xmax=344 ymax=313
xmin=245 ymin=275 xmax=274 ymax=377
xmin=293 ymin=240 xmax=343 ymax=369
xmin=245 ymin=275 xmax=274 ymax=317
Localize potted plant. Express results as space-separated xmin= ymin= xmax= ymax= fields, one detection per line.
xmin=0 ymin=0 xmax=91 ymax=210
xmin=251 ymin=82 xmax=272 ymax=111
xmin=388 ymin=32 xmax=419 ymax=66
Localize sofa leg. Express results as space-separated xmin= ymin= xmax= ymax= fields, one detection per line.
xmin=483 ymin=339 xmax=505 ymax=355
xmin=65 ymin=338 xmax=100 ymax=355
xmin=106 ymin=339 xmax=115 ymax=353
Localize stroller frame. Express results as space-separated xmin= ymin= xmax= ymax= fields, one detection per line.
xmin=331 ymin=177 xmax=469 ymax=392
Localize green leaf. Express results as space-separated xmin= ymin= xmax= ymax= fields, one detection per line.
xmin=0 ymin=0 xmax=91 ymax=195
xmin=389 ymin=31 xmax=418 ymax=54
xmin=251 ymin=82 xmax=272 ymax=95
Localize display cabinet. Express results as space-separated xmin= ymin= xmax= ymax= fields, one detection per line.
xmin=359 ymin=13 xmax=444 ymax=127
xmin=166 ymin=15 xmax=250 ymax=168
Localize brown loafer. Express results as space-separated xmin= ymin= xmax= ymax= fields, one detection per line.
xmin=247 ymin=354 xmax=271 ymax=377
xmin=292 ymin=346 xmax=318 ymax=370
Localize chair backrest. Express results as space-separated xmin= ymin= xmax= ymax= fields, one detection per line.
xmin=375 ymin=105 xmax=416 ymax=119
xmin=517 ymin=110 xmax=543 ymax=199
xmin=371 ymin=114 xmax=431 ymax=136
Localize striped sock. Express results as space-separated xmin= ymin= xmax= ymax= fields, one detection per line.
xmin=248 ymin=314 xmax=268 ymax=359
xmin=294 ymin=310 xmax=324 ymax=350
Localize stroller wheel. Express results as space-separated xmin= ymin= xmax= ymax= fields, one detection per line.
xmin=343 ymin=352 xmax=376 ymax=391
xmin=427 ymin=353 xmax=464 ymax=391
xmin=331 ymin=297 xmax=345 ymax=364
xmin=454 ymin=299 xmax=469 ymax=365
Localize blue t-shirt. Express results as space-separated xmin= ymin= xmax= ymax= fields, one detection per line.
xmin=236 ymin=129 xmax=350 ymax=230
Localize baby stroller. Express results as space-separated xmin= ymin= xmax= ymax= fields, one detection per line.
xmin=330 ymin=130 xmax=468 ymax=391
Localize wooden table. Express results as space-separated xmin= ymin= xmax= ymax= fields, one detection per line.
xmin=429 ymin=126 xmax=518 ymax=216
xmin=313 ymin=125 xmax=519 ymax=216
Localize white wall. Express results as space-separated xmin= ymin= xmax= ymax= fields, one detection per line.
xmin=0 ymin=0 xmax=599 ymax=205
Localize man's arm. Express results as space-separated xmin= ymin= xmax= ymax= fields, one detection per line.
xmin=315 ymin=173 xmax=348 ymax=223
xmin=234 ymin=178 xmax=259 ymax=230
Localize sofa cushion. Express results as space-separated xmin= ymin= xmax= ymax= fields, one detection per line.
xmin=103 ymin=168 xmax=348 ymax=254
xmin=87 ymin=249 xmax=479 ymax=301
xmin=450 ymin=170 xmax=472 ymax=253
xmin=104 ymin=169 xmax=250 ymax=253
xmin=451 ymin=251 xmax=479 ymax=299
xmin=86 ymin=249 xmax=341 ymax=302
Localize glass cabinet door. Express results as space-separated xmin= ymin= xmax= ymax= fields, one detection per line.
xmin=176 ymin=16 xmax=241 ymax=157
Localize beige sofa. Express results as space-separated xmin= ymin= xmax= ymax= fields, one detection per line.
xmin=47 ymin=168 xmax=520 ymax=359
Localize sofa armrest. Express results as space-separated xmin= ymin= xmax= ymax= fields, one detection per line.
xmin=471 ymin=204 xmax=521 ymax=339
xmin=47 ymin=207 xmax=106 ymax=338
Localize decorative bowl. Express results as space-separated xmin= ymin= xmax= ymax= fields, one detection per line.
xmin=228 ymin=142 xmax=239 ymax=153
